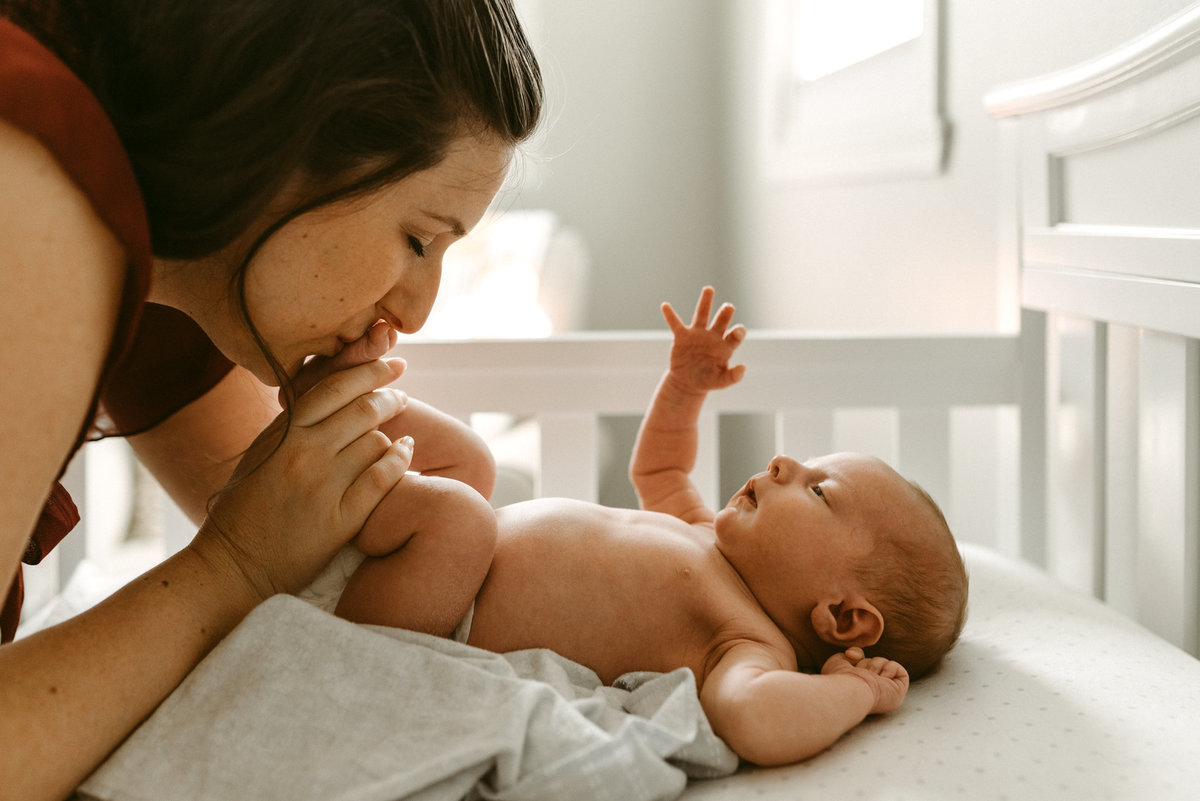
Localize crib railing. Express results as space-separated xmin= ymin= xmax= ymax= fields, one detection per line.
xmin=987 ymin=2 xmax=1200 ymax=656
xmin=394 ymin=329 xmax=1030 ymax=547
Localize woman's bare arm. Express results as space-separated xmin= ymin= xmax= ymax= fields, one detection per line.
xmin=0 ymin=120 xmax=415 ymax=801
xmin=0 ymin=120 xmax=233 ymax=801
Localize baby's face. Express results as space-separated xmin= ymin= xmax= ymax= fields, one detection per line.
xmin=714 ymin=453 xmax=917 ymax=640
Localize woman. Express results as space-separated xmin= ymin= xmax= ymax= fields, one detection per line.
xmin=0 ymin=1 xmax=542 ymax=797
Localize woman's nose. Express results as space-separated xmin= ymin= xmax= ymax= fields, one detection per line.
xmin=381 ymin=259 xmax=443 ymax=334
xmin=768 ymin=455 xmax=804 ymax=483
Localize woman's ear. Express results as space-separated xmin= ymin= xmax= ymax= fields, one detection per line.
xmin=810 ymin=595 xmax=884 ymax=647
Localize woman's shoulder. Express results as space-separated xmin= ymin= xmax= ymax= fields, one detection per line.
xmin=0 ymin=18 xmax=153 ymax=277
xmin=0 ymin=115 xmax=127 ymax=351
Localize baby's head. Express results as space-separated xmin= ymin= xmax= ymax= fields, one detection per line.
xmin=715 ymin=452 xmax=967 ymax=679
xmin=851 ymin=477 xmax=968 ymax=678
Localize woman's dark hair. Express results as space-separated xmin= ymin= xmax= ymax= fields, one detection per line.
xmin=5 ymin=0 xmax=543 ymax=396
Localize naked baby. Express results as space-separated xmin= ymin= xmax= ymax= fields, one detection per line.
xmin=301 ymin=287 xmax=969 ymax=766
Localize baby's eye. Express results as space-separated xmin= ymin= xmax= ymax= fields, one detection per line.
xmin=811 ymin=484 xmax=825 ymax=499
xmin=407 ymin=235 xmax=427 ymax=258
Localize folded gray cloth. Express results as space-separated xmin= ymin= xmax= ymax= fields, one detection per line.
xmin=78 ymin=595 xmax=737 ymax=801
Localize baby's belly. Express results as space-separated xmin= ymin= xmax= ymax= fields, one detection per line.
xmin=466 ymin=499 xmax=713 ymax=683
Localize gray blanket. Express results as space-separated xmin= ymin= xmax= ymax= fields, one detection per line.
xmin=78 ymin=595 xmax=738 ymax=801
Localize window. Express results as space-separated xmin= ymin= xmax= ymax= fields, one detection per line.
xmin=761 ymin=0 xmax=946 ymax=182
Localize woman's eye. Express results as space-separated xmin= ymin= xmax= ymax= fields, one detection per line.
xmin=407 ymin=235 xmax=427 ymax=258
xmin=811 ymin=485 xmax=825 ymax=499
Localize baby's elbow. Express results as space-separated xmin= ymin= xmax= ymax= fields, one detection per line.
xmin=705 ymin=683 xmax=829 ymax=767
xmin=718 ymin=718 xmax=826 ymax=767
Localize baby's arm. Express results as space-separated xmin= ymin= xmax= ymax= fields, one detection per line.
xmin=631 ymin=286 xmax=746 ymax=523
xmin=700 ymin=643 xmax=909 ymax=766
xmin=335 ymin=471 xmax=497 ymax=637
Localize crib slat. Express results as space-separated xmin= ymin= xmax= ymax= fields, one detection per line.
xmin=1136 ymin=331 xmax=1199 ymax=655
xmin=1103 ymin=325 xmax=1140 ymax=616
xmin=775 ymin=410 xmax=834 ymax=463
xmin=693 ymin=411 xmax=719 ymax=511
xmin=536 ymin=413 xmax=599 ymax=503
xmin=1045 ymin=313 xmax=1105 ymax=596
xmin=898 ymin=407 xmax=951 ymax=519
xmin=1019 ymin=309 xmax=1049 ymax=564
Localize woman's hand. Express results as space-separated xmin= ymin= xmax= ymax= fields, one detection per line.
xmin=661 ymin=286 xmax=746 ymax=395
xmin=193 ymin=356 xmax=414 ymax=601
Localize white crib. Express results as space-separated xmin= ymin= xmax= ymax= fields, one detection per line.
xmin=44 ymin=5 xmax=1200 ymax=800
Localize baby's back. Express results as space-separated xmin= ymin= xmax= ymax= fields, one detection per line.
xmin=466 ymin=498 xmax=781 ymax=685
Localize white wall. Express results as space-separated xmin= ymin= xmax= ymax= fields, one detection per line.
xmin=512 ymin=0 xmax=731 ymax=330
xmin=515 ymin=0 xmax=1195 ymax=333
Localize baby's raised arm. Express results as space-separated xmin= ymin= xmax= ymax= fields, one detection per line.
xmin=700 ymin=643 xmax=909 ymax=766
xmin=630 ymin=286 xmax=745 ymax=522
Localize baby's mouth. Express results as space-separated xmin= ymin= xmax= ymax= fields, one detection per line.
xmin=746 ymin=481 xmax=758 ymax=508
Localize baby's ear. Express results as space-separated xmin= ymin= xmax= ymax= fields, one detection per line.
xmin=810 ymin=595 xmax=884 ymax=648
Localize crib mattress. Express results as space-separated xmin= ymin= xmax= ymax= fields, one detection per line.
xmin=680 ymin=543 xmax=1200 ymax=800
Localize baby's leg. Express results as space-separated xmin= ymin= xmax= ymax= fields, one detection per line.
xmin=335 ymin=473 xmax=497 ymax=638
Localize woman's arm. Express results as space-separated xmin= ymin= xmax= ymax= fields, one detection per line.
xmin=0 ymin=119 xmax=416 ymax=801
xmin=0 ymin=119 xmax=125 ymax=587
xmin=0 ymin=120 xmax=227 ymax=801
xmin=127 ymin=365 xmax=282 ymax=525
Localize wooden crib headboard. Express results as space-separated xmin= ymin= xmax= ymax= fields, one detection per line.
xmin=986 ymin=2 xmax=1200 ymax=655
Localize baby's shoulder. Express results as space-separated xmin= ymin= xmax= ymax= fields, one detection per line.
xmin=695 ymin=596 xmax=798 ymax=677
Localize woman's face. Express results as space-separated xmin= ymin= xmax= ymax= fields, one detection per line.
xmin=199 ymin=134 xmax=512 ymax=385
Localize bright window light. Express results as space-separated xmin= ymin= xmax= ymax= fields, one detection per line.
xmin=791 ymin=0 xmax=924 ymax=82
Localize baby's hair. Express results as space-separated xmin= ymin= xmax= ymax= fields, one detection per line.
xmin=856 ymin=480 xmax=968 ymax=679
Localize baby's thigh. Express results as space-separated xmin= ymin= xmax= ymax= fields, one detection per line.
xmin=335 ymin=479 xmax=497 ymax=636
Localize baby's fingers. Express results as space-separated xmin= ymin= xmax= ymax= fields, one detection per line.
xmin=710 ymin=301 xmax=738 ymax=332
xmin=690 ymin=286 xmax=716 ymax=327
xmin=661 ymin=301 xmax=686 ymax=334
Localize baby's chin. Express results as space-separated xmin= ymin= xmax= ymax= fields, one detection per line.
xmin=711 ymin=506 xmax=738 ymax=540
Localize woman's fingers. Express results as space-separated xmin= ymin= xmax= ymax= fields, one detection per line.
xmin=341 ymin=435 xmax=415 ymax=523
xmin=291 ymin=358 xmax=406 ymax=428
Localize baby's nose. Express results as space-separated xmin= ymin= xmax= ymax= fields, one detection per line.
xmin=768 ymin=455 xmax=803 ymax=483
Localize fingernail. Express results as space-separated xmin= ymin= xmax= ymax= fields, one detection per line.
xmin=386 ymin=357 xmax=407 ymax=376
xmin=399 ymin=435 xmax=414 ymax=448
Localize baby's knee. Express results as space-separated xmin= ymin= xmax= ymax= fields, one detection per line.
xmin=443 ymin=477 xmax=499 ymax=558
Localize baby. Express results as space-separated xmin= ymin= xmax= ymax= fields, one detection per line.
xmin=302 ymin=287 xmax=969 ymax=766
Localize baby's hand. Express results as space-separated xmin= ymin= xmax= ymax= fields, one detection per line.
xmin=821 ymin=647 xmax=910 ymax=715
xmin=661 ymin=286 xmax=746 ymax=394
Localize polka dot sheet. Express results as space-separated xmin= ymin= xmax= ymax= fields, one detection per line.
xmin=681 ymin=543 xmax=1200 ymax=800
